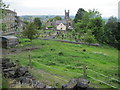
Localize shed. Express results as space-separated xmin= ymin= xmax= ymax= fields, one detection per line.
xmin=1 ymin=35 xmax=18 ymax=48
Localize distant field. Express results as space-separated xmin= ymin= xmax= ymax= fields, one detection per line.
xmin=5 ymin=38 xmax=119 ymax=88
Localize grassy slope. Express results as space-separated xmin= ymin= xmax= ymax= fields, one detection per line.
xmin=5 ymin=38 xmax=119 ymax=88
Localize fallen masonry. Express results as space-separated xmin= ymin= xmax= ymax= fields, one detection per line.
xmin=2 ymin=58 xmax=51 ymax=88
xmin=2 ymin=58 xmax=91 ymax=89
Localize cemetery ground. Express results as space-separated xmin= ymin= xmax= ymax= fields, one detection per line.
xmin=3 ymin=38 xmax=119 ymax=88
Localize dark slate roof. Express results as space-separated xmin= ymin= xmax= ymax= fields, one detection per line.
xmin=1 ymin=35 xmax=18 ymax=40
xmin=2 ymin=9 xmax=17 ymax=14
xmin=53 ymin=20 xmax=67 ymax=25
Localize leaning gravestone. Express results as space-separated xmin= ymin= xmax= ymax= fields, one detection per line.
xmin=76 ymin=78 xmax=90 ymax=88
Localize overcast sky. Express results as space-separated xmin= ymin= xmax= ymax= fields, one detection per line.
xmin=2 ymin=0 xmax=119 ymax=17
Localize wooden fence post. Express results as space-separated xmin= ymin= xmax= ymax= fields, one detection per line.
xmin=29 ymin=50 xmax=32 ymax=68
xmin=83 ymin=64 xmax=87 ymax=79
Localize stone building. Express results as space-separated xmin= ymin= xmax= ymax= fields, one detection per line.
xmin=2 ymin=9 xmax=17 ymax=33
xmin=2 ymin=9 xmax=25 ymax=35
xmin=15 ymin=16 xmax=26 ymax=33
xmin=46 ymin=10 xmax=73 ymax=30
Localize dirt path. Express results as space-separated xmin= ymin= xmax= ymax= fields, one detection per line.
xmin=2 ymin=46 xmax=41 ymax=56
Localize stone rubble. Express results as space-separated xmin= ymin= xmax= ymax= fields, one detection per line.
xmin=2 ymin=58 xmax=49 ymax=88
xmin=2 ymin=58 xmax=91 ymax=89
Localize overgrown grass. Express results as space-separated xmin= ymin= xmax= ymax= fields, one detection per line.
xmin=5 ymin=38 xmax=119 ymax=88
xmin=2 ymin=76 xmax=9 ymax=88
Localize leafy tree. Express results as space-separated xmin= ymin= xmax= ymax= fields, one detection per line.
xmin=87 ymin=17 xmax=105 ymax=42
xmin=0 ymin=0 xmax=9 ymax=15
xmin=0 ymin=0 xmax=9 ymax=31
xmin=74 ymin=9 xmax=104 ymax=43
xmin=34 ymin=17 xmax=42 ymax=29
xmin=74 ymin=8 xmax=86 ymax=23
xmin=23 ymin=20 xmax=29 ymax=25
xmin=48 ymin=18 xmax=54 ymax=22
xmin=83 ymin=30 xmax=97 ymax=44
xmin=117 ymin=22 xmax=120 ymax=49
xmin=48 ymin=16 xmax=62 ymax=22
xmin=23 ymin=22 xmax=39 ymax=40
xmin=104 ymin=16 xmax=120 ymax=49
xmin=87 ymin=9 xmax=101 ymax=19
xmin=72 ymin=29 xmax=76 ymax=39
xmin=41 ymin=23 xmax=46 ymax=29
xmin=54 ymin=16 xmax=62 ymax=20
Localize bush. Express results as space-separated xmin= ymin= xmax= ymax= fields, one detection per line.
xmin=58 ymin=52 xmax=64 ymax=56
xmin=2 ymin=76 xmax=9 ymax=88
xmin=83 ymin=49 xmax=86 ymax=52
xmin=85 ymin=35 xmax=96 ymax=44
xmin=48 ymin=25 xmax=53 ymax=28
xmin=46 ymin=62 xmax=56 ymax=66
xmin=50 ymin=48 xmax=55 ymax=51
xmin=83 ymin=30 xmax=97 ymax=44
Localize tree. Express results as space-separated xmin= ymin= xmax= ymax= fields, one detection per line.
xmin=41 ymin=23 xmax=46 ymax=29
xmin=87 ymin=17 xmax=105 ymax=42
xmin=74 ymin=8 xmax=87 ymax=23
xmin=34 ymin=17 xmax=42 ymax=29
xmin=0 ymin=0 xmax=9 ymax=31
xmin=48 ymin=16 xmax=62 ymax=22
xmin=74 ymin=9 xmax=104 ymax=43
xmin=23 ymin=22 xmax=38 ymax=40
xmin=83 ymin=30 xmax=97 ymax=44
xmin=104 ymin=16 xmax=120 ymax=49
xmin=54 ymin=16 xmax=62 ymax=20
xmin=23 ymin=20 xmax=29 ymax=25
xmin=72 ymin=29 xmax=76 ymax=39
xmin=117 ymin=22 xmax=120 ymax=50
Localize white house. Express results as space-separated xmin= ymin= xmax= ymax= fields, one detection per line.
xmin=56 ymin=23 xmax=66 ymax=30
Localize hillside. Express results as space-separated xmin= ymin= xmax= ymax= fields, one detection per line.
xmin=3 ymin=38 xmax=119 ymax=88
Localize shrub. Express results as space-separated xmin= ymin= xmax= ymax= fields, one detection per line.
xmin=46 ymin=62 xmax=56 ymax=66
xmin=83 ymin=30 xmax=97 ymax=44
xmin=83 ymin=49 xmax=86 ymax=52
xmin=58 ymin=52 xmax=64 ymax=56
xmin=50 ymin=49 xmax=55 ymax=51
xmin=48 ymin=25 xmax=53 ymax=28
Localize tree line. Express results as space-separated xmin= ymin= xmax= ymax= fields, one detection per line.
xmin=73 ymin=8 xmax=120 ymax=49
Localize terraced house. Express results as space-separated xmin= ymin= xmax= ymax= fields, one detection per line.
xmin=2 ymin=9 xmax=25 ymax=35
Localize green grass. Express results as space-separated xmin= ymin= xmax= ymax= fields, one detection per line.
xmin=5 ymin=38 xmax=119 ymax=88
xmin=38 ymin=30 xmax=56 ymax=38
xmin=2 ymin=76 xmax=9 ymax=88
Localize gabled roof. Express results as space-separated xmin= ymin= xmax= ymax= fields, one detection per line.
xmin=1 ymin=35 xmax=18 ymax=40
xmin=53 ymin=20 xmax=67 ymax=25
xmin=2 ymin=9 xmax=17 ymax=14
